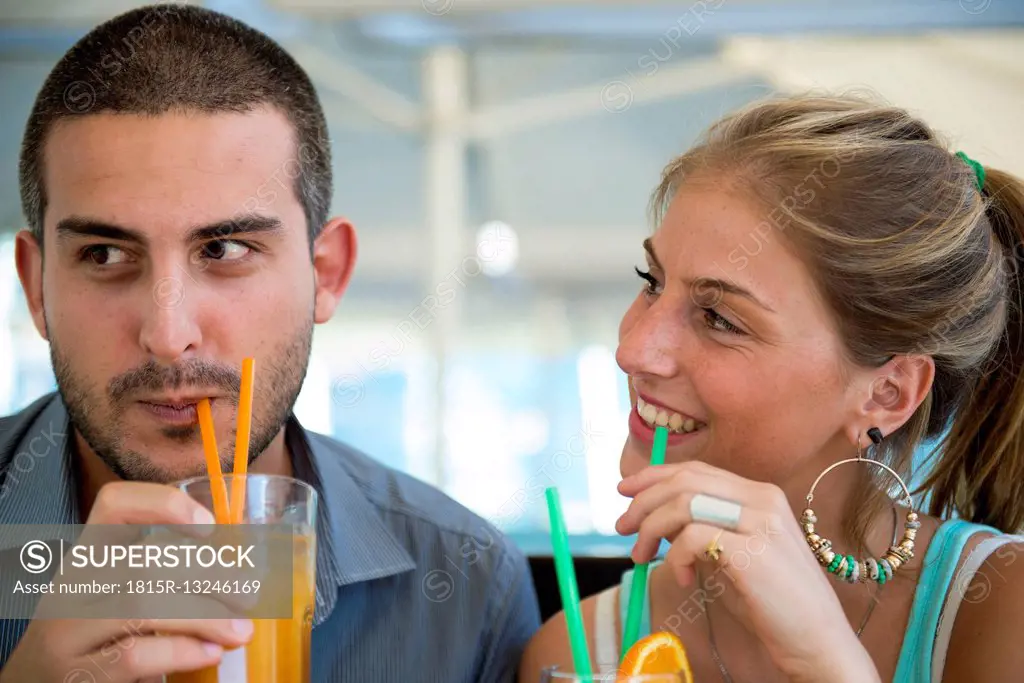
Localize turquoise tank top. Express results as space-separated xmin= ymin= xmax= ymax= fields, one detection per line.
xmin=618 ymin=519 xmax=1001 ymax=682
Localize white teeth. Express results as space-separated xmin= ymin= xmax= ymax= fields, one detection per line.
xmin=636 ymin=396 xmax=700 ymax=434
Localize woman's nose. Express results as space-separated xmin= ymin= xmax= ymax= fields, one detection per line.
xmin=616 ymin=298 xmax=682 ymax=380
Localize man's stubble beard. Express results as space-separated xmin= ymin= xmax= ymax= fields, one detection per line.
xmin=50 ymin=316 xmax=314 ymax=484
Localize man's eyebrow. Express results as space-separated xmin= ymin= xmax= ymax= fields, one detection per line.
xmin=52 ymin=215 xmax=286 ymax=247
xmin=187 ymin=215 xmax=285 ymax=242
xmin=55 ymin=217 xmax=148 ymax=246
xmin=643 ymin=238 xmax=776 ymax=313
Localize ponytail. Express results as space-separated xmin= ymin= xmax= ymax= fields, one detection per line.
xmin=921 ymin=167 xmax=1024 ymax=533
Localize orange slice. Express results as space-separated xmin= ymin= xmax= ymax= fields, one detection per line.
xmin=619 ymin=631 xmax=694 ymax=682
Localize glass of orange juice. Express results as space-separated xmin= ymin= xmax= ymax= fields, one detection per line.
xmin=169 ymin=474 xmax=317 ymax=683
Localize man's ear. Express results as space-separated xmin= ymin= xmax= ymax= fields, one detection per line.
xmin=845 ymin=354 xmax=935 ymax=445
xmin=311 ymin=217 xmax=357 ymax=324
xmin=15 ymin=229 xmax=48 ymax=341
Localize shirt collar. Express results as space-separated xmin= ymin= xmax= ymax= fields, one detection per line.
xmin=0 ymin=394 xmax=77 ymax=530
xmin=0 ymin=394 xmax=416 ymax=625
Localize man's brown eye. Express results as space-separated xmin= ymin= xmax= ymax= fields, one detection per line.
xmin=80 ymin=245 xmax=127 ymax=265
xmin=200 ymin=240 xmax=251 ymax=261
xmin=202 ymin=241 xmax=226 ymax=259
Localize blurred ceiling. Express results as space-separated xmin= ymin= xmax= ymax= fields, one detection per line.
xmin=2 ymin=0 xmax=1023 ymax=46
xmin=302 ymin=0 xmax=1024 ymax=47
xmin=1 ymin=0 xmax=1023 ymax=289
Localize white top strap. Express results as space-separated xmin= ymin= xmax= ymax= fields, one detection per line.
xmin=932 ymin=534 xmax=1021 ymax=681
xmin=594 ymin=585 xmax=621 ymax=675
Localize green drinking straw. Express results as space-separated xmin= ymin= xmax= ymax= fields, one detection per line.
xmin=545 ymin=486 xmax=592 ymax=678
xmin=620 ymin=425 xmax=669 ymax=661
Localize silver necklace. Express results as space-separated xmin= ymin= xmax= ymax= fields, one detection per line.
xmin=698 ymin=505 xmax=898 ymax=683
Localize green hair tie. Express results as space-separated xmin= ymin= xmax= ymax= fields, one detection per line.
xmin=956 ymin=151 xmax=986 ymax=191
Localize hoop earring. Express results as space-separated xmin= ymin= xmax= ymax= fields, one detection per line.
xmin=801 ymin=430 xmax=919 ymax=585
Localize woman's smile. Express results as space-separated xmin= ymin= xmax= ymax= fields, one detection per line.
xmin=628 ymin=390 xmax=708 ymax=447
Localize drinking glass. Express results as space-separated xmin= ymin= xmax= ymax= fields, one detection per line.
xmin=167 ymin=474 xmax=317 ymax=683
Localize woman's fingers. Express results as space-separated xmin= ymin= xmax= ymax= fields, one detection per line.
xmin=616 ymin=477 xmax=687 ymax=536
xmin=617 ymin=464 xmax=678 ymax=496
xmin=617 ymin=464 xmax=765 ymax=536
xmin=662 ymin=516 xmax=806 ymax=590
xmin=663 ymin=523 xmax=748 ymax=582
xmin=618 ymin=460 xmax=730 ymax=497
xmin=631 ymin=501 xmax=767 ymax=563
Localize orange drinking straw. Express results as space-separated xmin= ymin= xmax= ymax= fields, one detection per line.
xmin=230 ymin=358 xmax=256 ymax=524
xmin=196 ymin=398 xmax=231 ymax=524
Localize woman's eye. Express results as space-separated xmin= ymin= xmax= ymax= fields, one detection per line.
xmin=201 ymin=240 xmax=251 ymax=261
xmin=634 ymin=266 xmax=662 ymax=297
xmin=702 ymin=308 xmax=744 ymax=335
xmin=81 ymin=245 xmax=128 ymax=266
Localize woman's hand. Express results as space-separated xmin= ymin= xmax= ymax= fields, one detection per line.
xmin=615 ymin=461 xmax=881 ymax=683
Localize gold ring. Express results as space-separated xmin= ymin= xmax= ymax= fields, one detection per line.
xmin=703 ymin=529 xmax=725 ymax=562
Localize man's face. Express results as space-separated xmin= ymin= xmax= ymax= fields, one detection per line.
xmin=32 ymin=107 xmax=320 ymax=483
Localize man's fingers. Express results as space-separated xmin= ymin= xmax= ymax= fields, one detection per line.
xmin=85 ymin=482 xmax=215 ymax=526
xmin=144 ymin=617 xmax=254 ymax=646
xmin=52 ymin=616 xmax=252 ymax=655
xmin=75 ymin=635 xmax=226 ymax=682
xmin=21 ymin=619 xmax=145 ymax=659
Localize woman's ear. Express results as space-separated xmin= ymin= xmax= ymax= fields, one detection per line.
xmin=845 ymin=354 xmax=935 ymax=444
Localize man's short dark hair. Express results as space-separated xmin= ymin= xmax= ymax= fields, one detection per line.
xmin=19 ymin=2 xmax=332 ymax=250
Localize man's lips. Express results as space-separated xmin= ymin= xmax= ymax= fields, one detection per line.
xmin=136 ymin=395 xmax=212 ymax=407
xmin=137 ymin=401 xmax=199 ymax=424
xmin=135 ymin=395 xmax=223 ymax=424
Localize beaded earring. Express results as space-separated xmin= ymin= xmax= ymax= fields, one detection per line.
xmin=801 ymin=428 xmax=919 ymax=585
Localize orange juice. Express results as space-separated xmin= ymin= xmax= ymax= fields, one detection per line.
xmin=168 ymin=533 xmax=316 ymax=683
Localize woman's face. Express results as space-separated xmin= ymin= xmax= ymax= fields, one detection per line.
xmin=617 ymin=182 xmax=858 ymax=483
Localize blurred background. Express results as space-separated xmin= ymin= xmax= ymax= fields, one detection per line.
xmin=2 ymin=0 xmax=1024 ymax=559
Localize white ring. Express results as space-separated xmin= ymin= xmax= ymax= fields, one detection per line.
xmin=690 ymin=493 xmax=742 ymax=531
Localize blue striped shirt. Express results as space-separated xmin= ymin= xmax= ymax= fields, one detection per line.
xmin=0 ymin=393 xmax=541 ymax=681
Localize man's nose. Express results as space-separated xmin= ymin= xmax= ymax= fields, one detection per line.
xmin=137 ymin=272 xmax=202 ymax=364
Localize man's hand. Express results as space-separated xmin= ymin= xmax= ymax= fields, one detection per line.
xmin=0 ymin=482 xmax=253 ymax=683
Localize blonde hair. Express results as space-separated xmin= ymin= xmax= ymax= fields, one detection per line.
xmin=651 ymin=93 xmax=1024 ymax=544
